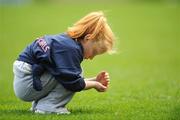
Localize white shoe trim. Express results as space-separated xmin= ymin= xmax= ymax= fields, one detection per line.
xmin=35 ymin=108 xmax=71 ymax=115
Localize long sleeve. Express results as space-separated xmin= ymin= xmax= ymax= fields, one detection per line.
xmin=47 ymin=40 xmax=85 ymax=92
xmin=18 ymin=33 xmax=85 ymax=92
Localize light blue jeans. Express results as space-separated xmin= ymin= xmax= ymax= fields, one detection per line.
xmin=13 ymin=60 xmax=75 ymax=112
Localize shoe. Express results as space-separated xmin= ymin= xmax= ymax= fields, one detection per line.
xmin=29 ymin=101 xmax=37 ymax=112
xmin=35 ymin=109 xmax=47 ymax=114
xmin=29 ymin=107 xmax=35 ymax=112
xmin=35 ymin=108 xmax=71 ymax=115
xmin=56 ymin=108 xmax=71 ymax=115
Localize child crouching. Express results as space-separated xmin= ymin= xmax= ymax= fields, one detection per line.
xmin=13 ymin=11 xmax=115 ymax=114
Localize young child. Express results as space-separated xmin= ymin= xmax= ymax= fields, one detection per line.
xmin=13 ymin=11 xmax=115 ymax=114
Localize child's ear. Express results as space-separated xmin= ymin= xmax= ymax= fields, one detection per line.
xmin=84 ymin=34 xmax=92 ymax=41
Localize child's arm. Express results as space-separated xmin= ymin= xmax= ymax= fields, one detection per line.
xmin=85 ymin=71 xmax=110 ymax=87
xmin=84 ymin=80 xmax=107 ymax=92
xmin=84 ymin=77 xmax=96 ymax=81
xmin=83 ymin=71 xmax=110 ymax=92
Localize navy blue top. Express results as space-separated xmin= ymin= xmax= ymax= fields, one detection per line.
xmin=18 ymin=33 xmax=85 ymax=92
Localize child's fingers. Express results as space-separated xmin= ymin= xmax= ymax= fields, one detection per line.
xmin=100 ymin=83 xmax=107 ymax=88
xmin=104 ymin=72 xmax=110 ymax=78
xmin=105 ymin=72 xmax=109 ymax=76
xmin=101 ymin=87 xmax=107 ymax=92
xmin=98 ymin=86 xmax=107 ymax=92
xmin=102 ymin=85 xmax=107 ymax=89
xmin=104 ymin=76 xmax=110 ymax=80
xmin=103 ymin=80 xmax=110 ymax=86
xmin=102 ymin=71 xmax=107 ymax=76
xmin=103 ymin=76 xmax=110 ymax=82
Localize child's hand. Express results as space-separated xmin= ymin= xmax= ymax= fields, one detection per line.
xmin=96 ymin=71 xmax=110 ymax=87
xmin=95 ymin=82 xmax=107 ymax=92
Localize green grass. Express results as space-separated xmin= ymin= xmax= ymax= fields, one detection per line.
xmin=0 ymin=1 xmax=180 ymax=120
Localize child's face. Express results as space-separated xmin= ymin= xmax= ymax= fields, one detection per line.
xmin=81 ymin=40 xmax=100 ymax=60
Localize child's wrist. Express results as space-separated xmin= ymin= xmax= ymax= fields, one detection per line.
xmin=85 ymin=77 xmax=97 ymax=81
xmin=93 ymin=81 xmax=98 ymax=89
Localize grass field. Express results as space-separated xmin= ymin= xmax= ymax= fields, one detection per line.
xmin=0 ymin=1 xmax=180 ymax=120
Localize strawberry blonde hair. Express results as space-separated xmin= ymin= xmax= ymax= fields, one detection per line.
xmin=67 ymin=11 xmax=115 ymax=54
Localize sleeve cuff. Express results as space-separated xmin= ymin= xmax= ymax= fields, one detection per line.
xmin=58 ymin=77 xmax=85 ymax=92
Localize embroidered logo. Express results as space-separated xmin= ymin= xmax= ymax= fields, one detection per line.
xmin=37 ymin=37 xmax=50 ymax=52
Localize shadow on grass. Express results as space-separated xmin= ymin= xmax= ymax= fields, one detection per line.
xmin=0 ymin=109 xmax=33 ymax=115
xmin=0 ymin=106 xmax=109 ymax=115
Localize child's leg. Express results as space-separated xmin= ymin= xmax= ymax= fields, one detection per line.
xmin=13 ymin=60 xmax=75 ymax=113
xmin=13 ymin=60 xmax=58 ymax=101
xmin=35 ymin=83 xmax=75 ymax=113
